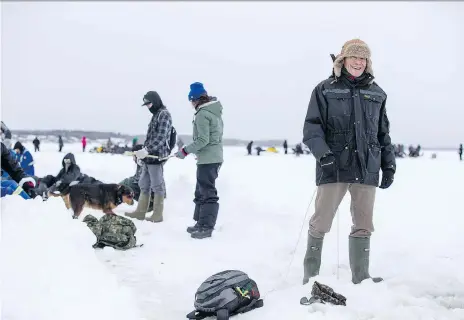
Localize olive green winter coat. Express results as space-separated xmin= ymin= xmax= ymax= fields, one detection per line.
xmin=184 ymin=100 xmax=224 ymax=164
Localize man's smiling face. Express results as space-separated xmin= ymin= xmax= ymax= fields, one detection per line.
xmin=344 ymin=56 xmax=367 ymax=78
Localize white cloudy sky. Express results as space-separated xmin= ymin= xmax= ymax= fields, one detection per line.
xmin=1 ymin=2 xmax=463 ymax=147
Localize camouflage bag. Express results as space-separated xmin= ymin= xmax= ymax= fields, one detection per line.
xmin=83 ymin=214 xmax=140 ymax=250
xmin=300 ymin=281 xmax=346 ymax=306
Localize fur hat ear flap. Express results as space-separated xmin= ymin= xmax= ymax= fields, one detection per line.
xmin=333 ymin=55 xmax=345 ymax=78
xmin=365 ymin=58 xmax=374 ymax=76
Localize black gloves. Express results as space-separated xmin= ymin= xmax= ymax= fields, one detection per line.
xmin=320 ymin=154 xmax=337 ymax=177
xmin=22 ymin=181 xmax=37 ymax=198
xmin=379 ymin=169 xmax=394 ymax=189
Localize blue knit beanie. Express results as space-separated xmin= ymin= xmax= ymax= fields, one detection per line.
xmin=188 ymin=82 xmax=207 ymax=101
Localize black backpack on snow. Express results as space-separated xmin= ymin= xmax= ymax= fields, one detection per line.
xmin=186 ymin=270 xmax=264 ymax=320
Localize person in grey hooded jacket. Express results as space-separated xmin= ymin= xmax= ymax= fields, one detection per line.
xmin=175 ymin=82 xmax=224 ymax=239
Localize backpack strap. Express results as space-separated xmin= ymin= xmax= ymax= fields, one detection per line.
xmin=186 ymin=310 xmax=210 ymax=320
xmin=231 ymin=298 xmax=264 ymax=316
xmin=216 ymin=309 xmax=229 ymax=320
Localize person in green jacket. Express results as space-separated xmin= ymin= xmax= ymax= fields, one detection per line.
xmin=175 ymin=82 xmax=223 ymax=239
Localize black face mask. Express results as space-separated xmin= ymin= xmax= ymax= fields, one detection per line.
xmin=148 ymin=104 xmax=161 ymax=115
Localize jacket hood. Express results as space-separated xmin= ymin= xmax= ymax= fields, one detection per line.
xmin=62 ymin=153 xmax=77 ymax=167
xmin=196 ymin=100 xmax=223 ymax=117
xmin=13 ymin=141 xmax=25 ymax=153
xmin=149 ymin=92 xmax=164 ymax=109
xmin=143 ymin=91 xmax=165 ymax=115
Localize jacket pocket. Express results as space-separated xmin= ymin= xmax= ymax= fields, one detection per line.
xmin=331 ymin=143 xmax=352 ymax=171
xmin=366 ymin=144 xmax=381 ymax=173
xmin=324 ymin=91 xmax=353 ymax=119
xmin=360 ymin=90 xmax=384 ymax=121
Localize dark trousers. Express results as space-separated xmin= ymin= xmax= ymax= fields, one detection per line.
xmin=193 ymin=163 xmax=221 ymax=229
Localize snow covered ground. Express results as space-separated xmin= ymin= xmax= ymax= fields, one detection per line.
xmin=1 ymin=142 xmax=463 ymax=320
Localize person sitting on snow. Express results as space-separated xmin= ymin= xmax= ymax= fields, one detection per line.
xmin=12 ymin=141 xmax=35 ymax=176
xmin=119 ymin=144 xmax=154 ymax=211
xmin=1 ymin=142 xmax=36 ymax=199
xmin=37 ymin=153 xmax=102 ymax=199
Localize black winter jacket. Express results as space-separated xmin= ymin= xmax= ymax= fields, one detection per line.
xmin=1 ymin=142 xmax=28 ymax=183
xmin=52 ymin=153 xmax=101 ymax=191
xmin=303 ymin=72 xmax=396 ymax=187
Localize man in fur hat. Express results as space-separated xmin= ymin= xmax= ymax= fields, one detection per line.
xmin=302 ymin=39 xmax=396 ymax=285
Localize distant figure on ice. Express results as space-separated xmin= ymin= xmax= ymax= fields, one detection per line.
xmin=1 ymin=142 xmax=36 ymax=199
xmin=175 ymin=82 xmax=224 ymax=239
xmin=255 ymin=146 xmax=264 ymax=156
xmin=246 ymin=141 xmax=253 ymax=155
xmin=302 ymin=39 xmax=395 ymax=285
xmin=125 ymin=90 xmax=172 ymax=223
xmin=1 ymin=121 xmax=12 ymax=149
xmin=293 ymin=143 xmax=304 ymax=156
xmin=33 ymin=137 xmax=40 ymax=152
xmin=283 ymin=140 xmax=288 ymax=154
xmin=132 ymin=137 xmax=138 ymax=148
xmin=82 ymin=136 xmax=87 ymax=152
xmin=409 ymin=144 xmax=422 ymax=157
xmin=394 ymin=143 xmax=406 ymax=158
xmin=58 ymin=135 xmax=64 ymax=152
xmin=13 ymin=141 xmax=35 ymax=176
xmin=107 ymin=138 xmax=113 ymax=151
xmin=459 ymin=144 xmax=463 ymax=161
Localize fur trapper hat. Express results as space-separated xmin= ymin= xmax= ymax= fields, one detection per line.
xmin=333 ymin=39 xmax=373 ymax=77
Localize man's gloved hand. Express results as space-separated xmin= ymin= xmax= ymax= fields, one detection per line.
xmin=134 ymin=148 xmax=149 ymax=160
xmin=379 ymin=169 xmax=394 ymax=189
xmin=175 ymin=147 xmax=188 ymax=159
xmin=320 ymin=153 xmax=337 ymax=177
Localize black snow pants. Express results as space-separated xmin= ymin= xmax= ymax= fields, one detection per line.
xmin=193 ymin=163 xmax=221 ymax=229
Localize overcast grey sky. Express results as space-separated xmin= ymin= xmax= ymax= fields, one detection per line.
xmin=1 ymin=2 xmax=463 ymax=146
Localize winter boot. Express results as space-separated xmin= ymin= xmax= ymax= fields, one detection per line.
xmin=187 ymin=223 xmax=200 ymax=233
xmin=349 ymin=236 xmax=383 ymax=284
xmin=187 ymin=204 xmax=201 ymax=233
xmin=191 ymin=227 xmax=213 ymax=239
xmin=146 ymin=194 xmax=164 ymax=223
xmin=303 ymin=234 xmax=324 ymax=285
xmin=125 ymin=192 xmax=150 ymax=220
